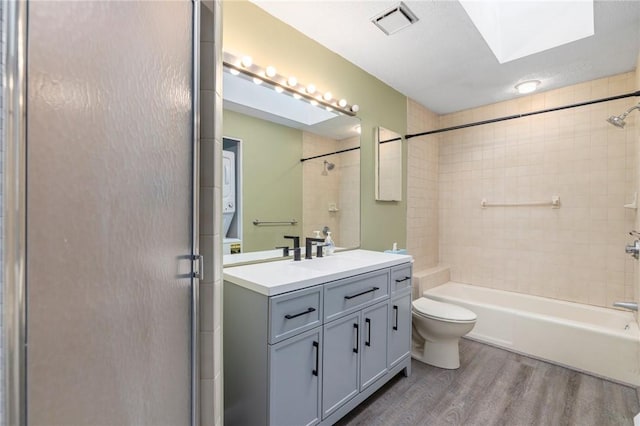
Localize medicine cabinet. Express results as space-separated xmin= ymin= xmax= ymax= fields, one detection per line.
xmin=375 ymin=126 xmax=402 ymax=201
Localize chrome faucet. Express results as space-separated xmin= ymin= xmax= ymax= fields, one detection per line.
xmin=625 ymin=239 xmax=640 ymax=259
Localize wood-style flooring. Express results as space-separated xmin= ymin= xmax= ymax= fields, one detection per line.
xmin=336 ymin=339 xmax=639 ymax=426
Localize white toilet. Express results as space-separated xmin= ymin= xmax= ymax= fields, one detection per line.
xmin=411 ymin=297 xmax=477 ymax=369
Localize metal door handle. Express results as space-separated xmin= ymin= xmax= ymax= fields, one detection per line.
xmin=192 ymin=254 xmax=204 ymax=280
xmin=365 ymin=318 xmax=371 ymax=346
xmin=353 ymin=323 xmax=359 ymax=353
xmin=284 ymin=307 xmax=316 ymax=320
xmin=393 ymin=305 xmax=399 ymax=331
xmin=312 ymin=341 xmax=319 ymax=376
xmin=345 ymin=287 xmax=379 ymax=300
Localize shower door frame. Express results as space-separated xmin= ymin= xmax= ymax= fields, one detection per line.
xmin=3 ymin=0 xmax=28 ymax=424
xmin=2 ymin=1 xmax=202 ymax=425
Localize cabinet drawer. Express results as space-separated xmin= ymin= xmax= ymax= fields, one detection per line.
xmin=270 ymin=286 xmax=323 ymax=344
xmin=324 ymin=269 xmax=389 ymax=322
xmin=390 ymin=263 xmax=412 ymax=294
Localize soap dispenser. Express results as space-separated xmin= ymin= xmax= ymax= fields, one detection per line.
xmin=324 ymin=231 xmax=335 ymax=255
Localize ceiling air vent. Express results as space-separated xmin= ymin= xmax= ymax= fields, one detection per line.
xmin=372 ymin=2 xmax=419 ymax=36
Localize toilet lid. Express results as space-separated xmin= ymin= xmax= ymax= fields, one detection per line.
xmin=412 ymin=298 xmax=477 ymax=322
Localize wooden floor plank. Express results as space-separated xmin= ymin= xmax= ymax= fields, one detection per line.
xmin=336 ymin=339 xmax=638 ymax=426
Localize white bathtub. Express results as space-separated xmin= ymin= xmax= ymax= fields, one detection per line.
xmin=424 ymin=282 xmax=640 ymax=386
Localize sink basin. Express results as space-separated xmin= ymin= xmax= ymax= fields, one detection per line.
xmin=223 ymin=249 xmax=412 ymax=296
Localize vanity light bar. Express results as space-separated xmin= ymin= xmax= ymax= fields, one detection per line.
xmin=223 ymin=52 xmax=359 ymax=117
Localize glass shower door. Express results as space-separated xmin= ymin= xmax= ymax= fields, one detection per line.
xmin=26 ymin=2 xmax=195 ymax=424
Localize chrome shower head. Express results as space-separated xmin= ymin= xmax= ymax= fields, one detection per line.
xmin=607 ymin=114 xmax=627 ymax=128
xmin=607 ymin=103 xmax=640 ymax=128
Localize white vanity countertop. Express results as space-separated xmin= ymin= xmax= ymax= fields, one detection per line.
xmin=223 ymin=249 xmax=413 ymax=296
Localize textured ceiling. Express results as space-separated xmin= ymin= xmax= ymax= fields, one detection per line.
xmin=251 ymin=0 xmax=640 ymax=114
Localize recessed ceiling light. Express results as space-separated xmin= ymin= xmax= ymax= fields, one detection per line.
xmin=372 ymin=2 xmax=419 ymax=36
xmin=515 ymin=80 xmax=540 ymax=94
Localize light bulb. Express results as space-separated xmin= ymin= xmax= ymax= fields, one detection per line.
xmin=323 ymin=92 xmax=332 ymax=101
xmin=266 ymin=66 xmax=277 ymax=78
xmin=288 ymin=76 xmax=298 ymax=87
xmin=338 ymin=99 xmax=347 ymax=108
xmin=229 ymin=68 xmax=240 ymax=76
xmin=241 ymin=56 xmax=253 ymax=68
xmin=274 ymin=86 xmax=284 ymax=93
xmin=307 ymin=84 xmax=316 ymax=94
xmin=351 ymin=104 xmax=360 ymax=113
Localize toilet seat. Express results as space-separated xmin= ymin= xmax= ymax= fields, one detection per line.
xmin=412 ymin=298 xmax=477 ymax=323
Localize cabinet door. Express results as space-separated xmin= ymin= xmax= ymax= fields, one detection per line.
xmin=269 ymin=328 xmax=322 ymax=426
xmin=391 ymin=264 xmax=412 ymax=294
xmin=322 ymin=312 xmax=360 ymax=419
xmin=389 ymin=292 xmax=412 ymax=368
xmin=360 ymin=301 xmax=388 ymax=390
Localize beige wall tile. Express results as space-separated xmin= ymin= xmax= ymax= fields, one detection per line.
xmin=408 ymin=70 xmax=638 ymax=309
xmin=200 ymin=2 xmax=222 ymax=424
xmin=406 ymin=98 xmax=440 ymax=272
xmin=200 ymin=331 xmax=214 ymax=379
xmin=200 ymin=283 xmax=214 ymax=332
xmin=434 ymin=71 xmax=637 ymax=308
xmin=200 ymin=379 xmax=215 ymax=426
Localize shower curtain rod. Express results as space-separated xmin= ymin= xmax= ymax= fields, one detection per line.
xmin=379 ymin=136 xmax=402 ymax=144
xmin=300 ymin=146 xmax=360 ymax=162
xmin=405 ymin=90 xmax=640 ymax=140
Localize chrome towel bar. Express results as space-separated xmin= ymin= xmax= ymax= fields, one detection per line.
xmin=481 ymin=196 xmax=560 ymax=209
xmin=252 ymin=219 xmax=298 ymax=226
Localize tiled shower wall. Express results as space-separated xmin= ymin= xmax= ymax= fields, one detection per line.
xmin=337 ymin=139 xmax=360 ymax=249
xmin=406 ymin=99 xmax=439 ymax=272
xmin=302 ymin=133 xmax=360 ymax=248
xmin=199 ymin=1 xmax=222 ymax=425
xmin=436 ymin=72 xmax=638 ymax=308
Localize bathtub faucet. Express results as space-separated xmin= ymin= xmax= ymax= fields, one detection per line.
xmin=613 ymin=301 xmax=638 ymax=311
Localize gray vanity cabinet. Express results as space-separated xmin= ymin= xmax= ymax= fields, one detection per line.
xmin=389 ymin=291 xmax=412 ymax=368
xmin=388 ymin=264 xmax=412 ymax=369
xmin=359 ymin=302 xmax=389 ymax=390
xmin=269 ymin=327 xmax=322 ymax=426
xmin=322 ymin=312 xmax=360 ymax=418
xmin=224 ymin=255 xmax=412 ymax=426
xmin=322 ymin=300 xmax=388 ymax=419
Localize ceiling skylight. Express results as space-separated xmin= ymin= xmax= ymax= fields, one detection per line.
xmin=459 ymin=0 xmax=594 ymax=64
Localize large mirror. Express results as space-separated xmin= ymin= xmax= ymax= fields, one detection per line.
xmin=222 ymin=67 xmax=361 ymax=266
xmin=375 ymin=126 xmax=403 ymax=201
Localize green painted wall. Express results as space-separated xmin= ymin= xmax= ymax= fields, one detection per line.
xmin=223 ymin=110 xmax=303 ymax=251
xmin=223 ymin=1 xmax=408 ymax=250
